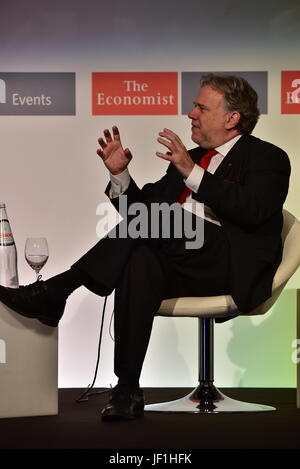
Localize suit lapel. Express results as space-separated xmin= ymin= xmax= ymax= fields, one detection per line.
xmin=189 ymin=146 xmax=207 ymax=164
xmin=190 ymin=135 xmax=251 ymax=178
xmin=163 ymin=147 xmax=204 ymax=203
xmin=169 ymin=135 xmax=251 ymax=202
xmin=213 ymin=134 xmax=250 ymax=182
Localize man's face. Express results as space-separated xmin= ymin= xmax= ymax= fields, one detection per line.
xmin=188 ymin=85 xmax=239 ymax=149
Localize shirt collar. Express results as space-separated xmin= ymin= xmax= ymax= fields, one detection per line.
xmin=214 ymin=134 xmax=242 ymax=157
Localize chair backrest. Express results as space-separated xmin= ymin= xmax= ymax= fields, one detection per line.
xmin=249 ymin=209 xmax=300 ymax=316
xmin=157 ymin=209 xmax=300 ymax=318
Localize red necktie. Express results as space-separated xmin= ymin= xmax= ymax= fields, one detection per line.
xmin=178 ymin=149 xmax=218 ymax=204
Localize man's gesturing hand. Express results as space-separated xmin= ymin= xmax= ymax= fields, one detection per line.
xmin=156 ymin=128 xmax=195 ymax=179
xmin=97 ymin=126 xmax=132 ymax=175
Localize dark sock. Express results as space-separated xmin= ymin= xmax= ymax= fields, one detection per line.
xmin=117 ymin=379 xmax=140 ymax=391
xmin=45 ymin=268 xmax=84 ymax=299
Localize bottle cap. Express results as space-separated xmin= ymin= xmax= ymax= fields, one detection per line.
xmin=0 ymin=203 xmax=6 ymax=208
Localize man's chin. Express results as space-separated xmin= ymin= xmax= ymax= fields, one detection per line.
xmin=191 ymin=133 xmax=204 ymax=147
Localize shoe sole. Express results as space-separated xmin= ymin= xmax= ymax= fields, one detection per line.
xmin=38 ymin=317 xmax=59 ymax=327
xmin=101 ymin=409 xmax=144 ymax=422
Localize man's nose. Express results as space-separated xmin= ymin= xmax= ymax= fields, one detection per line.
xmin=188 ymin=107 xmax=197 ymax=120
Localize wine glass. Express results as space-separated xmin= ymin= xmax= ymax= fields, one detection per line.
xmin=25 ymin=237 xmax=49 ymax=281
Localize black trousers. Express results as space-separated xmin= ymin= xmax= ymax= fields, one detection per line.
xmin=72 ymin=218 xmax=231 ymax=386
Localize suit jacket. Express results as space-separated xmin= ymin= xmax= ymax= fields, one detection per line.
xmin=107 ymin=134 xmax=291 ymax=314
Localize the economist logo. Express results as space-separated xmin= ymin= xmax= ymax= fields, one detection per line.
xmin=92 ymin=72 xmax=178 ymax=115
xmin=281 ymin=71 xmax=300 ymax=114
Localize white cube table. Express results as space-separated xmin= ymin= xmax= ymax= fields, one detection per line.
xmin=0 ymin=301 xmax=58 ymax=418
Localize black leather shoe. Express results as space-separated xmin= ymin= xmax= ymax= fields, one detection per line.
xmin=101 ymin=385 xmax=144 ymax=422
xmin=0 ymin=280 xmax=66 ymax=327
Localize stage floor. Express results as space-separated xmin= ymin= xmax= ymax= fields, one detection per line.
xmin=0 ymin=388 xmax=299 ymax=450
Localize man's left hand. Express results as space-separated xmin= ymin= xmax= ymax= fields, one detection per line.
xmin=156 ymin=128 xmax=195 ymax=179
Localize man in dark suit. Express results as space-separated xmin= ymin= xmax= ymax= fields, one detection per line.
xmin=0 ymin=74 xmax=291 ymax=421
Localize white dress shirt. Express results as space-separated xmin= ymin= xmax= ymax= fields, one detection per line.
xmin=109 ymin=134 xmax=242 ymax=226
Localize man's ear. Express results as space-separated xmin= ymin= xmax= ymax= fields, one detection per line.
xmin=225 ymin=111 xmax=241 ymax=130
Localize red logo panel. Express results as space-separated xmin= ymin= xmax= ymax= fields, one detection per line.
xmin=92 ymin=72 xmax=178 ymax=115
xmin=281 ymin=71 xmax=300 ymax=114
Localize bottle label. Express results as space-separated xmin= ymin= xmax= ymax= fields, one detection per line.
xmin=0 ymin=219 xmax=15 ymax=246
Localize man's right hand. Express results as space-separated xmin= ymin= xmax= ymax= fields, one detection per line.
xmin=97 ymin=126 xmax=132 ymax=175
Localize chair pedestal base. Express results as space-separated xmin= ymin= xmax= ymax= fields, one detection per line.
xmin=145 ymin=384 xmax=276 ymax=413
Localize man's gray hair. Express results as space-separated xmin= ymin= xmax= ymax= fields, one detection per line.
xmin=201 ymin=73 xmax=260 ymax=134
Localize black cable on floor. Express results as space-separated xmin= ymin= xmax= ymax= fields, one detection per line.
xmin=76 ymin=296 xmax=111 ymax=403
